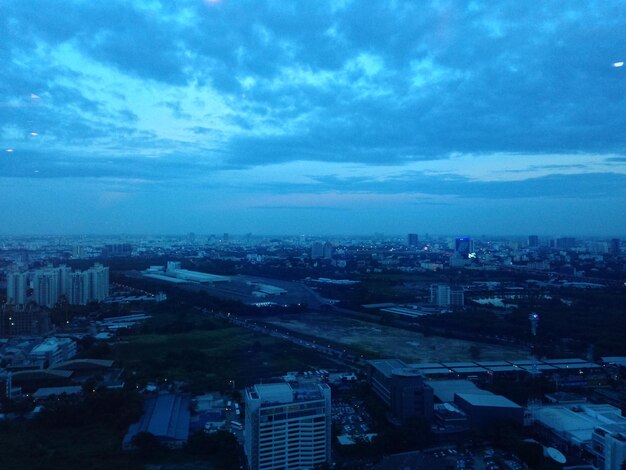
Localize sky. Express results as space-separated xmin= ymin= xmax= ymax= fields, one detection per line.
xmin=1 ymin=0 xmax=626 ymax=236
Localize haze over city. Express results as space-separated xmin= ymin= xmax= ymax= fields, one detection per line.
xmin=2 ymin=0 xmax=626 ymax=235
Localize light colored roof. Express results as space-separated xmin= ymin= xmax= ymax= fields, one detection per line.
xmin=456 ymin=393 xmax=522 ymax=409
xmin=254 ymin=383 xmax=294 ymax=404
xmin=426 ymin=380 xmax=483 ymax=402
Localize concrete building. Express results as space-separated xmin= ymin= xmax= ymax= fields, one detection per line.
xmin=244 ymin=381 xmax=331 ymax=470
xmin=123 ymin=393 xmax=191 ymax=450
xmin=367 ymin=359 xmax=433 ymax=424
xmin=29 ymin=337 xmax=77 ymax=368
xmin=430 ymin=284 xmax=464 ymax=308
xmin=6 ymin=271 xmax=28 ymax=305
xmin=610 ymin=238 xmax=621 ymax=255
xmin=454 ymin=392 xmax=523 ymax=429
xmin=5 ymin=264 xmax=108 ymax=307
xmin=533 ymin=403 xmax=626 ymax=470
xmin=455 ymin=237 xmax=475 ymax=259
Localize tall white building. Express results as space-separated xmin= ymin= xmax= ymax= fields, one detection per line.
xmin=245 ymin=381 xmax=331 ymax=470
xmin=69 ymin=263 xmax=109 ymax=305
xmin=6 ymin=271 xmax=28 ymax=305
xmin=430 ymin=284 xmax=464 ymax=308
xmin=32 ymin=268 xmax=60 ymax=308
xmin=5 ymin=264 xmax=109 ymax=307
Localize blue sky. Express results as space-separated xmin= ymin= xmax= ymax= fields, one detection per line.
xmin=1 ymin=0 xmax=625 ymax=236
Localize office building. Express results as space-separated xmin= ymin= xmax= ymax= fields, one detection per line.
xmin=29 ymin=337 xmax=77 ymax=368
xmin=367 ymin=359 xmax=433 ymax=424
xmin=555 ymin=237 xmax=576 ymax=249
xmin=407 ymin=233 xmax=419 ymax=247
xmin=528 ymin=235 xmax=539 ymax=247
xmin=455 ymin=237 xmax=475 ymax=259
xmin=610 ymin=238 xmax=621 ymax=255
xmin=430 ymin=284 xmax=464 ymax=308
xmin=244 ymin=381 xmax=331 ymax=470
xmin=311 ymin=242 xmax=324 ymax=259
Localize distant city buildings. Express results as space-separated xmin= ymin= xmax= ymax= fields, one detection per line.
xmin=430 ymin=284 xmax=464 ymax=308
xmin=455 ymin=237 xmax=475 ymax=259
xmin=5 ymin=263 xmax=109 ymax=307
xmin=407 ymin=233 xmax=419 ymax=247
xmin=528 ymin=235 xmax=539 ymax=247
xmin=244 ymin=381 xmax=331 ymax=470
xmin=610 ymin=238 xmax=621 ymax=255
xmin=102 ymin=243 xmax=133 ymax=257
xmin=311 ymin=242 xmax=333 ymax=259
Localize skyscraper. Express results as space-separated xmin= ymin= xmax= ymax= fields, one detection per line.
xmin=407 ymin=233 xmax=419 ymax=247
xmin=455 ymin=237 xmax=475 ymax=259
xmin=6 ymin=271 xmax=28 ymax=305
xmin=610 ymin=238 xmax=621 ymax=255
xmin=244 ymin=381 xmax=331 ymax=470
xmin=528 ymin=235 xmax=539 ymax=247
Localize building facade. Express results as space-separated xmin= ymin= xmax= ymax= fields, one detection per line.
xmin=245 ymin=382 xmax=331 ymax=470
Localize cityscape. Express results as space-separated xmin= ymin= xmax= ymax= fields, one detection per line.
xmin=2 ymin=0 xmax=626 ymax=469
xmin=1 ymin=233 xmax=625 ymax=469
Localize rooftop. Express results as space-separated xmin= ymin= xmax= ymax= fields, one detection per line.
xmin=456 ymin=393 xmax=522 ymax=409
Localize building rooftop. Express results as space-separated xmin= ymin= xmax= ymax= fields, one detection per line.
xmin=254 ymin=383 xmax=294 ymax=404
xmin=426 ymin=380 xmax=484 ymax=402
xmin=123 ymin=393 xmax=191 ymax=448
xmin=456 ymin=393 xmax=522 ymax=409
xmin=368 ymin=359 xmax=407 ymax=378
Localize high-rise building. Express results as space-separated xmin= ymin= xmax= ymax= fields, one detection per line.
xmin=322 ymin=242 xmax=333 ymax=259
xmin=455 ymin=237 xmax=474 ymax=259
xmin=430 ymin=284 xmax=464 ymax=308
xmin=69 ymin=264 xmax=109 ymax=305
xmin=555 ymin=237 xmax=576 ymax=249
xmin=5 ymin=264 xmax=108 ymax=308
xmin=528 ymin=235 xmax=539 ymax=247
xmin=244 ymin=381 xmax=331 ymax=470
xmin=6 ymin=271 xmax=28 ymax=305
xmin=102 ymin=243 xmax=133 ymax=257
xmin=610 ymin=238 xmax=621 ymax=255
xmin=311 ymin=242 xmax=324 ymax=259
xmin=407 ymin=233 xmax=419 ymax=247
xmin=32 ymin=268 xmax=60 ymax=308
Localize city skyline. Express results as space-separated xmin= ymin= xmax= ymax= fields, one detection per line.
xmin=2 ymin=1 xmax=626 ymax=235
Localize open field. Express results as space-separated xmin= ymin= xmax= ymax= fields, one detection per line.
xmin=264 ymin=314 xmax=529 ymax=363
xmin=114 ymin=327 xmax=337 ymax=393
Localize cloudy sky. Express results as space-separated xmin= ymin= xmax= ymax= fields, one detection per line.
xmin=2 ymin=0 xmax=625 ymax=236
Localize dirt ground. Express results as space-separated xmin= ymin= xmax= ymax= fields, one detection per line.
xmin=266 ymin=314 xmax=528 ymax=363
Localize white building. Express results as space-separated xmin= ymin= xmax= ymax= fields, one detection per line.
xmin=29 ymin=337 xmax=77 ymax=368
xmin=533 ymin=403 xmax=626 ymax=470
xmin=245 ymin=381 xmax=331 ymax=470
xmin=5 ymin=264 xmax=108 ymax=307
xmin=430 ymin=284 xmax=464 ymax=308
xmin=6 ymin=271 xmax=28 ymax=305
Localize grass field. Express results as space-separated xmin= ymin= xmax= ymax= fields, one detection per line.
xmin=265 ymin=313 xmax=528 ymax=362
xmin=114 ymin=326 xmax=337 ymax=393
